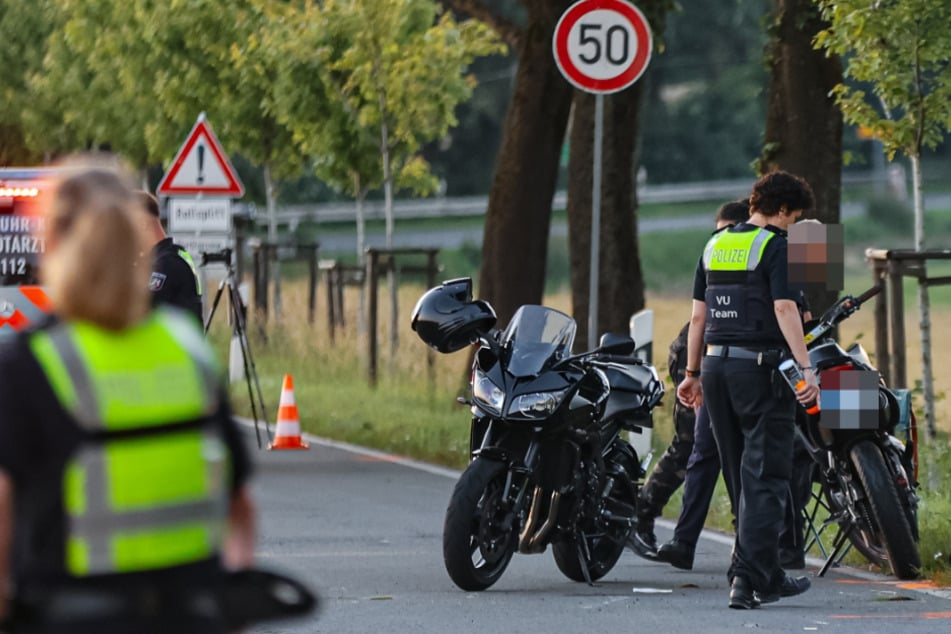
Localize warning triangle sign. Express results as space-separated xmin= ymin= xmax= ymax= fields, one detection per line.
xmin=157 ymin=114 xmax=245 ymax=197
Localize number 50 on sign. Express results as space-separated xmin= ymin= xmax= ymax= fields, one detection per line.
xmin=553 ymin=0 xmax=652 ymax=95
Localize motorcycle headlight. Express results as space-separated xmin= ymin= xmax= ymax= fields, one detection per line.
xmin=510 ymin=389 xmax=569 ymax=419
xmin=472 ymin=370 xmax=505 ymax=416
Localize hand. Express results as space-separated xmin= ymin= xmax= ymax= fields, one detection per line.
xmin=797 ymin=368 xmax=820 ymax=406
xmin=677 ymin=376 xmax=703 ymax=410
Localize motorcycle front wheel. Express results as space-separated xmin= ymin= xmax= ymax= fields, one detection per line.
xmin=443 ymin=458 xmax=517 ymax=591
xmin=849 ymin=440 xmax=921 ymax=579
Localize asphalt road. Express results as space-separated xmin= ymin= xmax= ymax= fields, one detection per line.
xmin=242 ymin=425 xmax=951 ymax=634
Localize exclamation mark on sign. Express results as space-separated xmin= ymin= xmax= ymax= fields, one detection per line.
xmin=197 ymin=143 xmax=205 ymax=184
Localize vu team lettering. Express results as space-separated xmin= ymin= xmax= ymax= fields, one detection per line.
xmin=711 ymin=295 xmax=738 ymax=319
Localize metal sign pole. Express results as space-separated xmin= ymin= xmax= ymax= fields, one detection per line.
xmin=588 ymin=93 xmax=604 ymax=350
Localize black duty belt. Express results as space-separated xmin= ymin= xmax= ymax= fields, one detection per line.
xmin=705 ymin=345 xmax=786 ymax=366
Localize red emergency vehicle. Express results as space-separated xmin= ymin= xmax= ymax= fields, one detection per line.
xmin=0 ymin=168 xmax=55 ymax=339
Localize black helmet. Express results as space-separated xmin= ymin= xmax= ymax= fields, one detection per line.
xmin=411 ymin=278 xmax=497 ymax=353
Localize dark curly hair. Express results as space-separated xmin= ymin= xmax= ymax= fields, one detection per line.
xmin=749 ymin=171 xmax=815 ymax=217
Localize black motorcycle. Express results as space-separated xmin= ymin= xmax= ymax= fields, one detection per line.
xmin=798 ymin=285 xmax=920 ymax=579
xmin=411 ymin=278 xmax=664 ymax=591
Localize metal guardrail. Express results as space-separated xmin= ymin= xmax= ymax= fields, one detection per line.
xmin=256 ymin=172 xmax=888 ymax=226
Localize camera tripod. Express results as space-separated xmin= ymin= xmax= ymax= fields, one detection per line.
xmin=202 ymin=250 xmax=271 ymax=448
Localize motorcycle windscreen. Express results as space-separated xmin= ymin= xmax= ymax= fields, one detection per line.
xmin=501 ymin=305 xmax=576 ymax=377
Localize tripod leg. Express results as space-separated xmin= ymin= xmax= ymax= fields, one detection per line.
xmin=228 ymin=280 xmax=272 ymax=444
xmin=204 ymin=279 xmax=228 ymax=334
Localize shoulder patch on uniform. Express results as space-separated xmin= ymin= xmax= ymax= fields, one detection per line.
xmin=149 ymin=272 xmax=167 ymax=291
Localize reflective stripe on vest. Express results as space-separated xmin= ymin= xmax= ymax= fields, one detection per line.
xmin=29 ymin=310 xmax=229 ymax=576
xmin=177 ymin=248 xmax=203 ymax=296
xmin=702 ymin=226 xmax=774 ymax=272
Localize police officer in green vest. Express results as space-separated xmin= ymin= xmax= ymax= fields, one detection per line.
xmin=137 ymin=191 xmax=204 ymax=326
xmin=0 ymin=165 xmax=254 ymax=633
xmin=677 ymin=171 xmax=820 ymax=610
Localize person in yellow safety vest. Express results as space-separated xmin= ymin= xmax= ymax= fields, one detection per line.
xmin=137 ymin=191 xmax=204 ymax=326
xmin=0 ymin=161 xmax=255 ymax=634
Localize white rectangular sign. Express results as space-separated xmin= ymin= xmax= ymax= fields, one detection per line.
xmin=168 ymin=198 xmax=232 ymax=233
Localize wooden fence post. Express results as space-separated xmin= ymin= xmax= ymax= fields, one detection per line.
xmin=871 ymin=258 xmax=890 ymax=385
xmin=887 ymin=259 xmax=906 ymax=389
xmin=306 ymin=243 xmax=318 ymax=325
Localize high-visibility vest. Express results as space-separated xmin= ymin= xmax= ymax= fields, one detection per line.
xmin=701 ymin=225 xmax=783 ymax=343
xmin=29 ymin=309 xmax=229 ymax=577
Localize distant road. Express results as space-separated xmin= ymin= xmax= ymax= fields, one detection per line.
xmin=311 ymin=200 xmax=869 ymax=255
xmin=258 ymin=168 xmax=948 ymax=255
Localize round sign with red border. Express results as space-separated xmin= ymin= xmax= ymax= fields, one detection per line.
xmin=553 ymin=0 xmax=653 ymax=94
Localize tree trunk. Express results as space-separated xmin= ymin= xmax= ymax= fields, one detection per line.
xmin=567 ymin=84 xmax=647 ymax=349
xmin=910 ymin=153 xmax=936 ymax=440
xmin=477 ymin=0 xmax=574 ymax=327
xmin=354 ymin=176 xmax=367 ymax=337
xmin=264 ymin=161 xmax=282 ymax=319
xmin=760 ymin=0 xmax=843 ymax=316
xmin=379 ymin=116 xmax=399 ymax=365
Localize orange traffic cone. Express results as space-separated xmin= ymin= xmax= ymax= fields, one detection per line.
xmin=268 ymin=374 xmax=309 ymax=450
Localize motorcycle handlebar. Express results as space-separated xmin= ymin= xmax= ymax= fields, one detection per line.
xmin=854 ymin=284 xmax=882 ymax=306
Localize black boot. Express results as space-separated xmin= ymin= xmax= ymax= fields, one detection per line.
xmin=755 ymin=575 xmax=811 ymax=604
xmin=627 ymin=514 xmax=658 ymax=560
xmin=656 ymin=540 xmax=695 ymax=570
xmin=728 ymin=576 xmax=759 ymax=610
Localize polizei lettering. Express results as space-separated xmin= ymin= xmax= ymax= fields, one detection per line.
xmin=711 ymin=248 xmax=748 ymax=265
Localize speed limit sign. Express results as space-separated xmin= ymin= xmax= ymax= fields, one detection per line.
xmin=553 ymin=0 xmax=653 ymax=94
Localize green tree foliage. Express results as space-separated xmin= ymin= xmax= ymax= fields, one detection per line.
xmin=815 ymin=0 xmax=951 ymax=165
xmin=268 ymin=1 xmax=387 ymax=203
xmin=270 ymin=0 xmax=503 ymax=259
xmin=314 ymin=0 xmax=504 ymax=203
xmin=0 ymin=0 xmax=53 ymax=165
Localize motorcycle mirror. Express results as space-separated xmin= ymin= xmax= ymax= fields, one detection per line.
xmin=597 ymin=333 xmax=636 ymax=356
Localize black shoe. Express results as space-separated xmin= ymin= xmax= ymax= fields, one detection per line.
xmin=656 ymin=540 xmax=695 ymax=570
xmin=627 ymin=528 xmax=659 ymax=560
xmin=728 ymin=576 xmax=760 ymax=610
xmin=779 ymin=548 xmax=806 ymax=570
xmin=755 ymin=575 xmax=811 ymax=604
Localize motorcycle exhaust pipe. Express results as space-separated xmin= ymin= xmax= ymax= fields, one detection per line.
xmin=518 ymin=486 xmax=545 ymax=553
xmin=527 ymin=491 xmax=561 ymax=553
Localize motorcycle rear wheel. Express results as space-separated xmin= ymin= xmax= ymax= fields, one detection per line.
xmin=443 ymin=458 xmax=516 ymax=591
xmin=849 ymin=440 xmax=921 ymax=579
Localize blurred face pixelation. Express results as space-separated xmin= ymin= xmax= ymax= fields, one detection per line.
xmin=819 ymin=369 xmax=881 ymax=430
xmin=788 ymin=221 xmax=844 ymax=292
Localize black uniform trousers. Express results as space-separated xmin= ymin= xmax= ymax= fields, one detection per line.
xmin=671 ymin=404 xmax=721 ymax=546
xmin=671 ymin=405 xmax=809 ymax=553
xmin=701 ymin=354 xmax=796 ymax=595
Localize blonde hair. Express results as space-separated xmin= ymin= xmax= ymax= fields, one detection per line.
xmin=42 ymin=161 xmax=151 ymax=330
